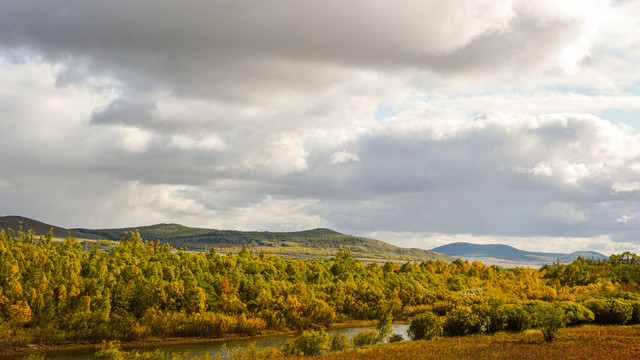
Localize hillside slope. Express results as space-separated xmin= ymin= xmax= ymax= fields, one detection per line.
xmin=0 ymin=216 xmax=452 ymax=262
xmin=0 ymin=215 xmax=102 ymax=240
xmin=72 ymin=223 xmax=452 ymax=262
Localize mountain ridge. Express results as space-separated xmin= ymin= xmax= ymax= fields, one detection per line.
xmin=0 ymin=216 xmax=452 ymax=263
xmin=431 ymin=242 xmax=608 ymax=267
xmin=1 ymin=215 xmax=610 ymax=267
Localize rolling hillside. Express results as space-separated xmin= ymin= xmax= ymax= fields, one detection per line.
xmin=431 ymin=242 xmax=608 ymax=267
xmin=71 ymin=223 xmax=452 ymax=262
xmin=0 ymin=215 xmax=102 ymax=240
xmin=0 ymin=216 xmax=452 ymax=263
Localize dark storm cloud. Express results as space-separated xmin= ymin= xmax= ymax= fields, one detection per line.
xmin=0 ymin=0 xmax=585 ymax=101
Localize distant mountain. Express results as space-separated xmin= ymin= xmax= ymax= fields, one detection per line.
xmin=0 ymin=215 xmax=102 ymax=240
xmin=431 ymin=242 xmax=608 ymax=267
xmin=0 ymin=216 xmax=452 ymax=263
xmin=72 ymin=223 xmax=452 ymax=262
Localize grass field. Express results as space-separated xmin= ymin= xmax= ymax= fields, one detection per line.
xmin=289 ymin=325 xmax=640 ymax=360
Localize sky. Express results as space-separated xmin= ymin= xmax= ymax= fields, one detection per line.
xmin=1 ymin=0 xmax=640 ymax=255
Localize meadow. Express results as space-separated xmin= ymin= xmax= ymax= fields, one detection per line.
xmin=309 ymin=325 xmax=640 ymax=360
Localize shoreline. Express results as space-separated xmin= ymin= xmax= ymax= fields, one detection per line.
xmin=0 ymin=319 xmax=386 ymax=357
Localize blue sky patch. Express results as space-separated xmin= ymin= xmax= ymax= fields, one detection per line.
xmin=375 ymin=104 xmax=397 ymax=121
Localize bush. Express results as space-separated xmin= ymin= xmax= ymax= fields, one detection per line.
xmin=558 ymin=301 xmax=594 ymax=326
xmin=329 ymin=333 xmax=351 ymax=351
xmin=472 ymin=301 xmax=506 ymax=333
xmin=443 ymin=307 xmax=480 ymax=336
xmin=388 ymin=333 xmax=404 ymax=342
xmin=583 ymin=298 xmax=633 ymax=325
xmin=292 ymin=329 xmax=330 ymax=356
xmin=630 ymin=302 xmax=640 ymax=324
xmin=431 ymin=301 xmax=454 ymax=316
xmin=376 ymin=311 xmax=393 ymax=342
xmin=534 ymin=303 xmax=566 ymax=343
xmin=229 ymin=343 xmax=280 ymax=360
xmin=109 ymin=311 xmax=147 ymax=341
xmin=351 ymin=329 xmax=380 ymax=347
xmin=95 ymin=341 xmax=124 ymax=360
xmin=502 ymin=304 xmax=532 ymax=332
xmin=408 ymin=312 xmax=442 ymax=340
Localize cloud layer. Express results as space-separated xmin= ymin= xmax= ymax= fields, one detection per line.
xmin=1 ymin=0 xmax=640 ymax=255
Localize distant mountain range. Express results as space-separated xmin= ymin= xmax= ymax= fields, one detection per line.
xmin=431 ymin=242 xmax=608 ymax=268
xmin=0 ymin=215 xmax=451 ymax=263
xmin=0 ymin=215 xmax=609 ymax=267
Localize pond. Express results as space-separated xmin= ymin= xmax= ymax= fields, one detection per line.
xmin=1 ymin=324 xmax=410 ymax=360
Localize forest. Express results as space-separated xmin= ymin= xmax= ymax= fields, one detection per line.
xmin=2 ymin=226 xmax=640 ymax=357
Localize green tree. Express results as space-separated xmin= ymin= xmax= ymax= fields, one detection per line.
xmin=292 ymin=329 xmax=330 ymax=356
xmin=408 ymin=312 xmax=442 ymax=340
xmin=535 ymin=303 xmax=566 ymax=342
xmin=376 ymin=311 xmax=393 ymax=342
xmin=443 ymin=307 xmax=480 ymax=336
xmin=352 ymin=329 xmax=380 ymax=347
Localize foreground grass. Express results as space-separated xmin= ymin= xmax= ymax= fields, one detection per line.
xmin=289 ymin=325 xmax=640 ymax=360
xmin=85 ymin=325 xmax=640 ymax=360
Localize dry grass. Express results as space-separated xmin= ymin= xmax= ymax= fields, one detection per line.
xmin=287 ymin=325 xmax=640 ymax=360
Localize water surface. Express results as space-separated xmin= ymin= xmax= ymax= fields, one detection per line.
xmin=1 ymin=324 xmax=410 ymax=360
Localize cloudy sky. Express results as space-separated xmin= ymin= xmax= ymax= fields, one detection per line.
xmin=1 ymin=0 xmax=640 ymax=255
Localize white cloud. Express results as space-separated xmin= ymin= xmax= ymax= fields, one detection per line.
xmin=517 ymin=161 xmax=554 ymax=176
xmin=2 ymin=0 xmax=640 ymax=255
xmin=118 ymin=127 xmax=152 ymax=153
xmin=331 ymin=150 xmax=360 ymax=165
xmin=264 ymin=135 xmax=309 ymax=175
xmin=612 ymin=182 xmax=640 ymax=193
xmin=171 ymin=134 xmax=226 ymax=151
xmin=617 ymin=215 xmax=635 ymax=224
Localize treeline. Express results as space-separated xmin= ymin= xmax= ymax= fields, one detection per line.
xmin=1 ymin=226 xmax=640 ymax=348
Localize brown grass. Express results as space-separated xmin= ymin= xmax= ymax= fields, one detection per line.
xmin=292 ymin=325 xmax=640 ymax=360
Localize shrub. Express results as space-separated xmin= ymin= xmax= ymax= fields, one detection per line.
xmin=388 ymin=333 xmax=404 ymax=342
xmin=558 ymin=301 xmax=594 ymax=326
xmin=502 ymin=304 xmax=532 ymax=332
xmin=408 ymin=312 xmax=442 ymax=340
xmin=472 ymin=301 xmax=506 ymax=333
xmin=109 ymin=311 xmax=147 ymax=341
xmin=443 ymin=307 xmax=480 ymax=336
xmin=376 ymin=311 xmax=393 ymax=342
xmin=351 ymin=329 xmax=380 ymax=347
xmin=329 ymin=333 xmax=351 ymax=351
xmin=292 ymin=329 xmax=330 ymax=356
xmin=95 ymin=341 xmax=124 ymax=360
xmin=630 ymin=302 xmax=640 ymax=324
xmin=229 ymin=343 xmax=280 ymax=360
xmin=584 ymin=298 xmax=633 ymax=325
xmin=8 ymin=301 xmax=31 ymax=327
xmin=534 ymin=303 xmax=566 ymax=343
xmin=431 ymin=301 xmax=454 ymax=316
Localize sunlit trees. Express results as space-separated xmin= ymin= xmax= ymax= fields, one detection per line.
xmin=4 ymin=224 xmax=640 ymax=348
xmin=408 ymin=312 xmax=442 ymax=340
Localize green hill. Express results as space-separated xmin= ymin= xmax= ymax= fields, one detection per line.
xmin=0 ymin=215 xmax=102 ymax=240
xmin=72 ymin=223 xmax=451 ymax=262
xmin=0 ymin=216 xmax=452 ymax=263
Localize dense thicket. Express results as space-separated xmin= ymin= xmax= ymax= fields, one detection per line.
xmin=1 ymin=227 xmax=640 ymax=347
